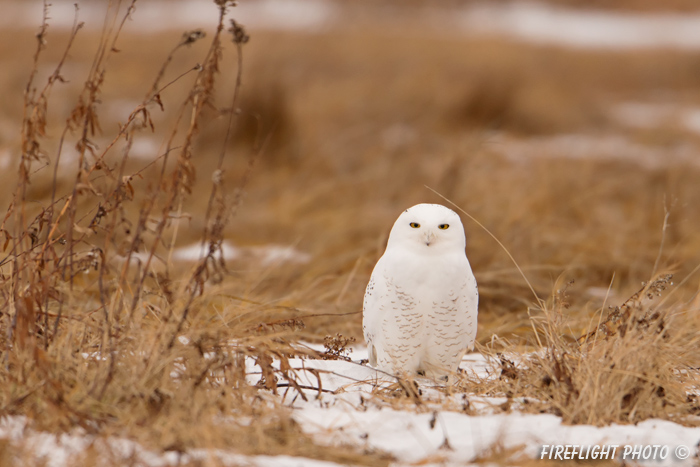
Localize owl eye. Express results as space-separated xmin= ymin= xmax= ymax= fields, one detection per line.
xmin=409 ymin=222 xmax=420 ymax=228
xmin=438 ymin=224 xmax=449 ymax=230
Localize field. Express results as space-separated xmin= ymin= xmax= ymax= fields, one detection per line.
xmin=1 ymin=1 xmax=700 ymax=465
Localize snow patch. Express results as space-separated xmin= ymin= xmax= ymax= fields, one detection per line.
xmin=1 ymin=0 xmax=335 ymax=33
xmin=171 ymin=241 xmax=240 ymax=262
xmin=9 ymin=1 xmax=700 ymax=51
xmin=460 ymin=2 xmax=700 ymax=50
xmin=170 ymin=241 xmax=310 ymax=265
xmin=3 ymin=353 xmax=700 ymax=466
xmin=611 ymin=101 xmax=700 ymax=135
xmin=284 ymin=355 xmax=700 ymax=466
xmin=490 ymin=133 xmax=700 ymax=170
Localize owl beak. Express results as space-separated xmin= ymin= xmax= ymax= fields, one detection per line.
xmin=424 ymin=231 xmax=436 ymax=246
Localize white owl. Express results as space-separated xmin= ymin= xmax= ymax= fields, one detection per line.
xmin=363 ymin=203 xmax=478 ymax=379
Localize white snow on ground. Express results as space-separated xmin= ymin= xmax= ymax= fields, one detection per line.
xmin=459 ymin=3 xmax=700 ymax=50
xmin=0 ymin=416 xmax=342 ymax=467
xmin=487 ymin=132 xmax=700 ymax=170
xmin=611 ymin=102 xmax=681 ymax=129
xmin=0 ymin=0 xmax=336 ymax=33
xmin=171 ymin=241 xmax=311 ymax=265
xmin=282 ymin=350 xmax=700 ymax=466
xmin=250 ymin=245 xmax=312 ymax=265
xmin=611 ymin=101 xmax=700 ymax=135
xmin=5 ymin=350 xmax=699 ymax=467
xmin=170 ymin=241 xmax=241 ymax=262
xmin=112 ymin=242 xmax=309 ymax=274
xmin=7 ymin=0 xmax=700 ymax=50
xmin=128 ymin=137 xmax=163 ymax=160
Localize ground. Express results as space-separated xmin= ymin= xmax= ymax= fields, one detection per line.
xmin=0 ymin=1 xmax=699 ymax=466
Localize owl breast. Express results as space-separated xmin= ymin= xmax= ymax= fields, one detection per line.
xmin=363 ymin=249 xmax=478 ymax=378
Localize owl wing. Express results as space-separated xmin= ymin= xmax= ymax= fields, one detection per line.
xmin=362 ymin=258 xmax=390 ymax=367
xmin=458 ymin=271 xmax=479 ymax=351
xmin=445 ymin=264 xmax=479 ymax=352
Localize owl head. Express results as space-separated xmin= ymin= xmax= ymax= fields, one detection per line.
xmin=386 ymin=203 xmax=466 ymax=253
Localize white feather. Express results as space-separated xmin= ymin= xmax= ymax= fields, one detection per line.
xmin=363 ymin=203 xmax=478 ymax=379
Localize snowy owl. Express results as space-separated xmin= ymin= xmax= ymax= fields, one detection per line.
xmin=363 ymin=203 xmax=478 ymax=379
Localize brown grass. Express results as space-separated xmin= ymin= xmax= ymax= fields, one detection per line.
xmin=458 ymin=274 xmax=700 ymax=426
xmin=1 ymin=0 xmax=700 ymax=465
xmin=0 ymin=1 xmax=388 ymax=465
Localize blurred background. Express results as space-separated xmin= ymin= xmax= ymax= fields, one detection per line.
xmin=2 ymin=0 xmax=700 ymax=345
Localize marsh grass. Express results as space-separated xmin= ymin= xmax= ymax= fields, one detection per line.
xmin=457 ymin=274 xmax=700 ymax=427
xmin=0 ymin=2 xmax=392 ymax=465
xmin=1 ymin=1 xmax=700 ymax=465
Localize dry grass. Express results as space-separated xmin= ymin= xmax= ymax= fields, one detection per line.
xmin=1 ymin=0 xmax=700 ymax=465
xmin=458 ymin=275 xmax=700 ymax=427
xmin=0 ymin=1 xmax=389 ymax=465
xmin=471 ymin=442 xmax=621 ymax=467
